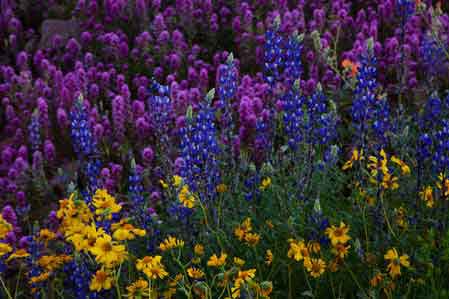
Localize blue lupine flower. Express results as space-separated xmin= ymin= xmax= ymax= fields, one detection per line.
xmin=372 ymin=97 xmax=391 ymax=148
xmin=128 ymin=160 xmax=155 ymax=249
xmin=217 ymin=54 xmax=239 ymax=149
xmin=85 ymin=158 xmax=102 ymax=193
xmin=283 ymin=82 xmax=337 ymax=151
xmin=70 ymin=95 xmax=97 ymax=158
xmin=149 ymin=77 xmax=170 ymax=96
xmin=28 ymin=110 xmax=41 ymax=153
xmin=217 ymin=53 xmax=238 ymax=108
xmin=244 ymin=172 xmax=261 ymax=202
xmin=433 ymin=119 xmax=449 ymax=174
xmin=420 ymin=92 xmax=442 ymax=131
xmin=148 ymin=80 xmax=172 ymax=139
xmin=351 ymin=50 xmax=379 ymax=149
xmin=254 ymin=115 xmax=272 ymax=167
xmin=179 ymin=90 xmax=220 ymax=199
xmin=264 ymin=17 xmax=284 ymax=85
xmin=129 ymin=160 xmax=145 ymax=210
xmin=420 ymin=34 xmax=447 ymax=77
xmin=27 ymin=235 xmax=44 ymax=299
xmin=283 ymin=31 xmax=304 ymax=85
xmin=306 ymin=86 xmax=337 ymax=146
xmin=307 ymin=200 xmax=330 ymax=246
xmin=168 ymin=202 xmax=194 ymax=224
xmin=396 ymin=0 xmax=415 ymax=20
xmin=283 ymin=84 xmax=305 ymax=151
xmin=64 ymin=257 xmax=92 ymax=299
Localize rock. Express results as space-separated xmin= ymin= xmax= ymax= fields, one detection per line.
xmin=38 ymin=19 xmax=80 ymax=49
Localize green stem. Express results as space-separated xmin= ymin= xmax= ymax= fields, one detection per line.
xmin=0 ymin=276 xmax=13 ymax=299
xmin=14 ymin=265 xmax=22 ymax=299
xmin=344 ymin=262 xmax=369 ymax=298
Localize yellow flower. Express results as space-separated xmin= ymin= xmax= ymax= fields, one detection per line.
xmin=370 ymin=272 xmax=384 ymax=287
xmin=30 ymin=271 xmax=51 ymax=284
xmin=391 ymin=156 xmax=411 ymax=175
xmin=207 ymin=252 xmax=227 ymax=267
xmin=244 ymin=232 xmax=260 ymax=246
xmin=342 ymin=149 xmax=363 ymax=170
xmin=0 ymin=243 xmax=12 ymax=257
xmin=38 ymin=229 xmax=56 ymax=244
xmin=237 ymin=269 xmax=256 ymax=282
xmin=259 ymin=177 xmax=271 ymax=190
xmin=194 ymin=244 xmax=204 ymax=256
xmin=287 ymin=239 xmax=309 ymax=262
xmin=419 ymin=186 xmax=434 ymax=208
xmin=173 ymin=175 xmax=183 ymax=187
xmin=187 ymin=267 xmax=205 ymax=279
xmin=308 ymin=241 xmax=321 ymax=254
xmin=437 ymin=173 xmax=449 ymax=197
xmin=265 ymin=250 xmax=273 ymax=265
xmin=234 ymin=218 xmax=252 ymax=241
xmin=395 ymin=207 xmax=408 ymax=230
xmin=67 ymin=224 xmax=102 ymax=252
xmin=325 ymin=222 xmax=351 ymax=245
xmin=233 ymin=257 xmax=246 ymax=267
xmin=305 ymin=258 xmax=326 ymax=278
xmin=38 ymin=255 xmax=72 ymax=271
xmin=89 ymin=234 xmax=127 ymax=267
xmin=0 ymin=215 xmax=12 ymax=239
xmin=331 ymin=243 xmax=351 ymax=259
xmin=178 ymin=185 xmax=195 ymax=208
xmin=328 ymin=258 xmax=340 ymax=272
xmin=384 ymin=248 xmax=410 ymax=278
xmin=111 ymin=219 xmax=146 ymax=241
xmin=216 ymin=183 xmax=228 ymax=193
xmin=382 ymin=173 xmax=399 ymax=190
xmin=160 ymin=179 xmax=169 ymax=189
xmin=259 ymin=281 xmax=273 ymax=297
xmin=6 ymin=249 xmax=30 ymax=262
xmin=159 ymin=236 xmax=184 ymax=251
xmin=92 ymin=189 xmax=122 ymax=218
xmin=126 ymin=279 xmax=148 ymax=299
xmin=136 ymin=255 xmax=168 ymax=280
xmin=232 ymin=270 xmax=256 ymax=297
xmin=89 ymin=270 xmax=113 ymax=292
xmin=368 ymin=149 xmax=389 ymax=177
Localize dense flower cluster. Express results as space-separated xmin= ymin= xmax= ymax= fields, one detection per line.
xmin=1 ymin=0 xmax=449 ymax=298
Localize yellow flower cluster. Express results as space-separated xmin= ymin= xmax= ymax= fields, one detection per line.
xmin=367 ymin=149 xmax=399 ymax=190
xmin=92 ymin=189 xmax=122 ymax=219
xmin=288 ymin=239 xmax=325 ymax=278
xmin=0 ymin=215 xmax=13 ymax=239
xmin=159 ymin=235 xmax=185 ymax=251
xmin=326 ymin=222 xmax=351 ymax=271
xmin=288 ymin=222 xmax=351 ymax=279
xmin=56 ymin=189 xmax=148 ymax=292
xmin=126 ymin=279 xmax=148 ymax=299
xmin=437 ymin=173 xmax=449 ymax=197
xmin=136 ymin=255 xmax=168 ymax=280
xmin=0 ymin=215 xmax=13 ymax=260
xmin=207 ymin=252 xmax=227 ymax=267
xmin=178 ymin=184 xmax=196 ymax=208
xmin=419 ymin=186 xmax=434 ymax=208
xmin=234 ymin=218 xmax=261 ymax=246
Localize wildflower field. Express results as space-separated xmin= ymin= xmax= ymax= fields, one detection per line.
xmin=1 ymin=0 xmax=449 ymax=298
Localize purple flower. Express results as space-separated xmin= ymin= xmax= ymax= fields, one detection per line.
xmin=142 ymin=147 xmax=154 ymax=165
